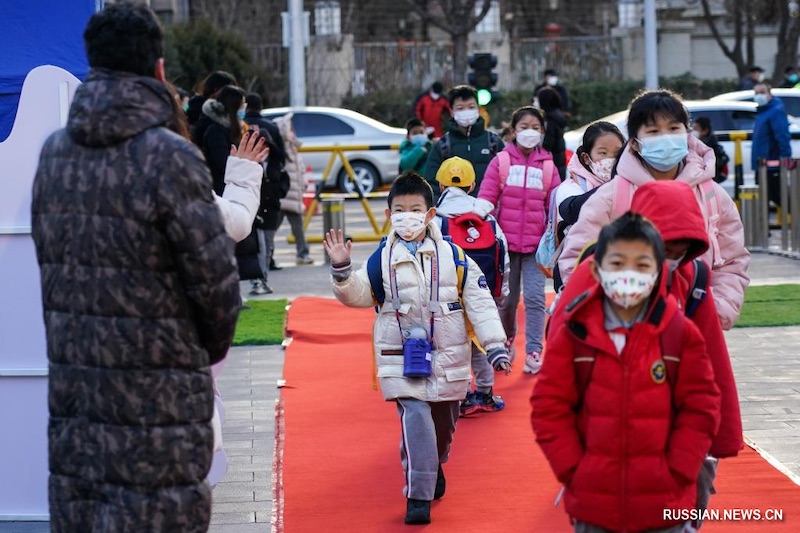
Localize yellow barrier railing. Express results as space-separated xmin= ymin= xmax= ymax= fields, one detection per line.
xmin=290 ymin=144 xmax=399 ymax=244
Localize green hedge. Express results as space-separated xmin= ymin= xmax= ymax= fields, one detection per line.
xmin=341 ymin=75 xmax=739 ymax=131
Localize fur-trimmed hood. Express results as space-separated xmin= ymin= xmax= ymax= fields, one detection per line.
xmin=201 ymin=98 xmax=231 ymax=128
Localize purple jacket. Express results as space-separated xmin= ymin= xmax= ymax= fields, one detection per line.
xmin=477 ymin=142 xmax=560 ymax=253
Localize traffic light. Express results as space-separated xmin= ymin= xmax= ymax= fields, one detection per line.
xmin=468 ymin=53 xmax=498 ymax=105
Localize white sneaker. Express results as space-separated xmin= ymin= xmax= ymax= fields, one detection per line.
xmin=524 ymin=351 xmax=542 ymax=375
xmin=296 ymin=255 xmax=314 ymax=265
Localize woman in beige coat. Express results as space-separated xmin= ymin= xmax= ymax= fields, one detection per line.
xmin=274 ymin=113 xmax=313 ymax=264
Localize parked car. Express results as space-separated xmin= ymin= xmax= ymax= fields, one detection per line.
xmin=711 ymin=88 xmax=800 ymax=119
xmin=564 ymin=99 xmax=800 ymax=197
xmin=261 ymin=106 xmax=406 ymax=194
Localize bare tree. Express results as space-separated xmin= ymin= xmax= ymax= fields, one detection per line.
xmin=699 ymin=0 xmax=755 ymax=79
xmin=772 ymin=0 xmax=800 ymax=83
xmin=402 ymin=0 xmax=493 ymax=83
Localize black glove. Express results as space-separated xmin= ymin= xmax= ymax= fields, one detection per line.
xmin=486 ymin=346 xmax=511 ymax=371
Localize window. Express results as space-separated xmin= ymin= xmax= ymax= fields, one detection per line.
xmin=690 ymin=110 xmax=736 ymax=132
xmin=777 ymin=96 xmax=800 ymax=118
xmin=291 ymin=113 xmax=355 ymax=137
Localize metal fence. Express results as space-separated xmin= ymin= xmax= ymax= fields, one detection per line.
xmin=509 ymin=36 xmax=625 ymax=86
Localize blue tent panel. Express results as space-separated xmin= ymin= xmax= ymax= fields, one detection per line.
xmin=0 ymin=0 xmax=98 ymax=141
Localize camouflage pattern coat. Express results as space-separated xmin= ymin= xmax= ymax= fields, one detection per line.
xmin=31 ymin=69 xmax=241 ymax=532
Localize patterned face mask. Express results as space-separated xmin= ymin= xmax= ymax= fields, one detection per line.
xmin=597 ymin=268 xmax=658 ymax=309
xmin=391 ymin=212 xmax=428 ymax=241
xmin=590 ymin=157 xmax=616 ymax=183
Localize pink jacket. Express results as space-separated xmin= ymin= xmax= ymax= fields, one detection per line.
xmin=558 ymin=135 xmax=750 ymax=329
xmin=477 ymin=143 xmax=560 ymax=254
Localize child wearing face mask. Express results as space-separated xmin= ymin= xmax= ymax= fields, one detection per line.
xmin=558 ymin=89 xmax=750 ymax=331
xmin=424 ymin=85 xmax=505 ymax=202
xmin=400 ymin=118 xmax=433 ymax=174
xmin=551 ymin=121 xmax=625 ymax=290
xmin=478 ymin=106 xmax=561 ymax=374
xmin=532 ymin=212 xmax=721 ymax=533
xmin=549 ymin=180 xmax=743 ymax=530
xmin=323 ymin=172 xmax=510 ymax=525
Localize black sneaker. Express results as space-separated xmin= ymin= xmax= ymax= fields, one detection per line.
xmin=269 ymin=260 xmax=282 ymax=271
xmin=434 ymin=465 xmax=445 ymax=500
xmin=404 ymin=498 xmax=431 ymax=525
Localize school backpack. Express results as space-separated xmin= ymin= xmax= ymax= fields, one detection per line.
xmin=573 ymin=307 xmax=687 ymax=405
xmin=437 ymin=213 xmax=505 ymax=297
xmin=611 ymin=178 xmax=723 ymax=268
xmin=438 ymin=131 xmax=504 ymax=161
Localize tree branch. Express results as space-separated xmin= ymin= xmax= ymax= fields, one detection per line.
xmin=401 ymin=0 xmax=457 ymax=35
xmin=699 ymin=0 xmax=740 ymax=68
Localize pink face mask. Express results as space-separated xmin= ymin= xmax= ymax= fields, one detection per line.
xmin=590 ymin=157 xmax=616 ymax=183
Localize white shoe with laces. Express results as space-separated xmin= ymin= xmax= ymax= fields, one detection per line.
xmin=524 ymin=351 xmax=542 ymax=374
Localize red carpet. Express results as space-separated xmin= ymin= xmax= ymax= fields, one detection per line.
xmin=277 ymin=297 xmax=800 ymax=532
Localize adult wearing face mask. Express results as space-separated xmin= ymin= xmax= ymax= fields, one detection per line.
xmin=559 ymin=90 xmax=750 ymax=331
xmin=415 ymin=81 xmax=451 ymax=139
xmin=533 ymin=68 xmax=571 ymax=114
xmin=424 ymin=85 xmax=504 ymax=202
xmin=781 ymin=66 xmax=800 ymax=88
xmin=196 ymin=84 xmax=247 ymax=195
xmin=737 ymin=65 xmax=765 ymax=90
xmin=752 ymin=83 xmax=793 ymax=208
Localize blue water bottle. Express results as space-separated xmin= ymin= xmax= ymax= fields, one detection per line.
xmin=403 ymin=326 xmax=432 ymax=378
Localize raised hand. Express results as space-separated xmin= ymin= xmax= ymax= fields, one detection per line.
xmin=230 ymin=131 xmax=269 ymax=163
xmin=322 ymin=229 xmax=352 ymax=265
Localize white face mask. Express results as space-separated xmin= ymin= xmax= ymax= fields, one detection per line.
xmin=547 ymin=76 xmax=559 ymax=86
xmin=597 ymin=268 xmax=658 ymax=309
xmin=690 ymin=130 xmax=701 ymax=139
xmin=666 ymin=253 xmax=686 ymax=275
xmin=453 ymin=109 xmax=479 ymax=127
xmin=430 ymin=91 xmax=441 ymax=100
xmin=516 ymin=129 xmax=542 ymax=149
xmin=391 ymin=212 xmax=428 ymax=241
xmin=589 ymin=157 xmax=615 ymax=183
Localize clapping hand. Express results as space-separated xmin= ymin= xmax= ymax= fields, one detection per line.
xmin=230 ymin=131 xmax=269 ymax=163
xmin=323 ymin=229 xmax=352 ymax=265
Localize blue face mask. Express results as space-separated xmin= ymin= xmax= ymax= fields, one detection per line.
xmin=789 ymin=74 xmax=799 ymax=84
xmin=410 ymin=134 xmax=428 ymax=146
xmin=636 ymin=133 xmax=689 ymax=172
xmin=237 ymin=109 xmax=246 ymax=120
xmin=754 ymin=93 xmax=769 ymax=107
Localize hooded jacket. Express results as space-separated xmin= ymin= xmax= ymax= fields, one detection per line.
xmin=553 ymin=154 xmax=609 ymax=225
xmin=331 ymin=222 xmax=506 ymax=401
xmin=532 ymin=265 xmax=721 ymax=532
xmin=751 ymin=96 xmax=792 ymax=170
xmin=31 ymin=69 xmax=241 ymax=531
xmin=424 ymin=118 xmax=502 ymax=200
xmin=477 ymin=142 xmax=561 ymax=253
xmin=558 ymin=135 xmax=750 ymax=329
xmin=196 ymin=98 xmax=239 ymax=195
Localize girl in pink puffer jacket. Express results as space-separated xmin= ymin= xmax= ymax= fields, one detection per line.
xmin=478 ymin=107 xmax=560 ymax=374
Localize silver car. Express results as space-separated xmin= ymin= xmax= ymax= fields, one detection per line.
xmin=261 ymin=106 xmax=407 ymax=194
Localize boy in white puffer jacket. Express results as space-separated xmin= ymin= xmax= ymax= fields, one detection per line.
xmin=324 ymin=172 xmax=510 ymax=525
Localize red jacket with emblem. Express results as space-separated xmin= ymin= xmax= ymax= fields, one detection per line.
xmin=532 ymin=267 xmax=721 ymax=532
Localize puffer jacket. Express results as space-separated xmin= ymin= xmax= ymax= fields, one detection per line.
xmin=274 ymin=113 xmax=307 ymax=215
xmin=532 ymin=267 xmax=721 ymax=532
xmin=31 ymin=69 xmax=241 ymax=532
xmin=558 ymin=135 xmax=750 ymax=329
xmin=751 ymin=96 xmax=792 ymax=170
xmin=214 ymin=156 xmax=264 ymax=242
xmin=332 ymin=223 xmax=506 ymax=401
xmin=477 ymin=142 xmax=560 ymax=253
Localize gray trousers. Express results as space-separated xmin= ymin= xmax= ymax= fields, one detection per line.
xmin=395 ymin=398 xmax=459 ymax=501
xmin=280 ymin=210 xmax=309 ymax=257
xmin=693 ymin=456 xmax=718 ymax=529
xmin=256 ymin=228 xmax=277 ymax=281
xmin=471 ymin=343 xmax=494 ymax=393
xmin=499 ymin=251 xmax=546 ymax=354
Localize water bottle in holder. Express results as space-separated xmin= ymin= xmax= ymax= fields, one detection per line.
xmin=403 ymin=326 xmax=433 ymax=378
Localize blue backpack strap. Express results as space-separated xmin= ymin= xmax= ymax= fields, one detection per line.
xmin=448 ymin=241 xmax=468 ymax=297
xmin=685 ymin=259 xmax=709 ymax=318
xmin=367 ymin=237 xmax=388 ymax=307
xmin=438 ymin=214 xmax=449 ymax=236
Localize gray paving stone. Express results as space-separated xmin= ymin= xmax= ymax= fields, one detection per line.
xmin=208 ymin=524 xmax=268 ymax=532
xmin=209 ymin=512 xmax=256 ymax=525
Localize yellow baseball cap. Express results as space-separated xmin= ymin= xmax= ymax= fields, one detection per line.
xmin=436 ymin=156 xmax=476 ymax=187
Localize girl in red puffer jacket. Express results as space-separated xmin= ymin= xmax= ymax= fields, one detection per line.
xmin=532 ymin=212 xmax=720 ymax=533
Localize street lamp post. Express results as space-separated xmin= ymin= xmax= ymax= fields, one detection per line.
xmin=644 ymin=0 xmax=658 ymax=90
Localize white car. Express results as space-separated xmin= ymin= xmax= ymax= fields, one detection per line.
xmin=564 ymin=100 xmax=800 ymax=196
xmin=261 ymin=106 xmax=406 ymax=194
xmin=711 ymin=88 xmax=800 ymax=119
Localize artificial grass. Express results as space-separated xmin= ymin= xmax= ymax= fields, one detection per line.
xmin=232 ymin=299 xmax=288 ymax=345
xmin=736 ymin=284 xmax=800 ymax=328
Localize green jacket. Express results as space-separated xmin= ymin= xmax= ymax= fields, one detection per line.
xmin=423 ymin=118 xmax=504 ymax=201
xmin=399 ymin=139 xmax=432 ymax=174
